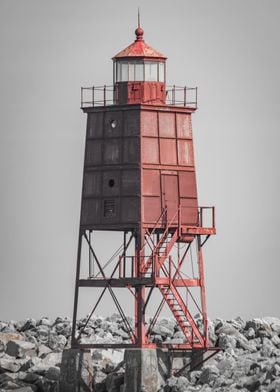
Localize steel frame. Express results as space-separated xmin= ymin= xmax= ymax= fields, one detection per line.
xmin=71 ymin=205 xmax=215 ymax=352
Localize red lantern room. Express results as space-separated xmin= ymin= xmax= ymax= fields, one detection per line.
xmin=113 ymin=24 xmax=167 ymax=105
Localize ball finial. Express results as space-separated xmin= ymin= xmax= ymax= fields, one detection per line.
xmin=135 ymin=26 xmax=144 ymax=40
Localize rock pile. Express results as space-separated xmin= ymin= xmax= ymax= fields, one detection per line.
xmin=0 ymin=315 xmax=279 ymax=391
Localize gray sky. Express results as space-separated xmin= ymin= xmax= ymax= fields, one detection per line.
xmin=0 ymin=0 xmax=279 ymax=322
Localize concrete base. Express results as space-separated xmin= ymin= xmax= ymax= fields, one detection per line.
xmin=123 ymin=349 xmax=171 ymax=392
xmin=59 ymin=349 xmax=93 ymax=392
xmin=190 ymin=348 xmax=204 ymax=370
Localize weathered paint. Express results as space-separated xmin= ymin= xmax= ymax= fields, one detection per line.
xmin=71 ymin=22 xmax=217 ymax=361
xmin=113 ymin=27 xmax=166 ymax=59
xmin=81 ymin=105 xmax=199 ymax=231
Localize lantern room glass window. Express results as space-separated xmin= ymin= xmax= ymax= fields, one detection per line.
xmin=158 ymin=62 xmax=165 ymax=82
xmin=145 ymin=62 xmax=158 ymax=81
xmin=116 ymin=61 xmax=165 ymax=82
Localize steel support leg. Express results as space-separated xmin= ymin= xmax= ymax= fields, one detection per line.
xmin=197 ymin=235 xmax=208 ymax=346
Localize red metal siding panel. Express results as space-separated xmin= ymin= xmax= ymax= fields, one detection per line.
xmin=159 ymin=112 xmax=175 ymax=138
xmin=180 ymin=198 xmax=198 ymax=226
xmin=143 ymin=169 xmax=160 ymax=196
xmin=178 ymin=171 xmax=197 ymax=199
xmin=127 ymin=82 xmax=142 ymax=102
xmin=176 ymin=113 xmax=192 ymax=139
xmin=141 ymin=111 xmax=158 ymax=137
xmin=143 ymin=196 xmax=162 ymax=223
xmin=177 ymin=140 xmax=194 ymax=166
xmin=142 ymin=137 xmax=159 ymax=164
xmin=160 ymin=139 xmax=177 ymax=165
xmin=161 ymin=174 xmax=179 ymax=221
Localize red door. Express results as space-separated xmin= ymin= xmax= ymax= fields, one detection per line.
xmin=162 ymin=174 xmax=179 ymax=223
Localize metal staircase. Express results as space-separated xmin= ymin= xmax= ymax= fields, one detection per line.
xmin=141 ymin=229 xmax=179 ymax=276
xmin=159 ymin=283 xmax=205 ymax=346
xmin=141 ymin=206 xmax=208 ymax=348
xmin=141 ymin=208 xmax=180 ymax=276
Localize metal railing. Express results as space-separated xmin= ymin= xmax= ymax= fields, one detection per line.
xmin=81 ymin=85 xmax=116 ymax=108
xmin=81 ymin=84 xmax=197 ymax=108
xmin=118 ymin=205 xmax=215 ymax=279
xmin=166 ymin=85 xmax=197 ymax=108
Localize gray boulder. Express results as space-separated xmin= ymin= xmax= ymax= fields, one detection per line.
xmin=45 ymin=366 xmax=60 ymax=381
xmin=176 ymin=375 xmax=190 ymax=391
xmin=199 ymin=365 xmax=219 ymax=385
xmin=37 ymin=344 xmax=52 ymax=358
xmin=36 ymin=325 xmax=50 ymax=344
xmin=216 ymin=322 xmax=239 ymax=337
xmin=48 ymin=333 xmax=67 ymax=351
xmin=218 ymin=333 xmax=237 ymax=350
xmin=94 ymin=369 xmax=107 ymax=392
xmin=38 ymin=317 xmax=52 ymax=327
xmin=0 ymin=332 xmax=24 ymax=345
xmin=271 ymin=334 xmax=280 ymax=348
xmin=6 ymin=340 xmax=36 ymax=358
xmin=263 ymin=317 xmax=280 ymax=334
xmin=1 ymin=322 xmax=16 ymax=334
xmin=236 ymin=334 xmax=257 ymax=352
xmin=244 ymin=327 xmax=256 ymax=340
xmin=261 ymin=337 xmax=278 ymax=357
xmin=152 ymin=323 xmax=174 ymax=339
xmin=236 ymin=373 xmax=266 ymax=391
xmin=105 ymin=372 xmax=124 ymax=392
xmin=21 ymin=318 xmax=37 ymax=332
xmin=55 ymin=322 xmax=72 ymax=338
xmin=0 ymin=356 xmax=28 ymax=373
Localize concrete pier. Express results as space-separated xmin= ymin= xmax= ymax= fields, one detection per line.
xmin=123 ymin=349 xmax=171 ymax=392
xmin=59 ymin=349 xmax=93 ymax=392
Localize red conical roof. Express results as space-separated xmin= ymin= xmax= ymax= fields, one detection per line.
xmin=113 ymin=26 xmax=167 ymax=60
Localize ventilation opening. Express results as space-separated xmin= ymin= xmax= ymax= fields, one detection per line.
xmin=104 ymin=200 xmax=116 ymax=217
xmin=110 ymin=120 xmax=117 ymax=129
xmin=108 ymin=179 xmax=115 ymax=188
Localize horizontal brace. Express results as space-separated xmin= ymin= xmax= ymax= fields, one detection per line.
xmin=181 ymin=227 xmax=216 ymax=235
xmin=78 ymin=278 xmax=153 ymax=287
xmin=155 ymin=278 xmax=200 ymax=287
xmin=142 ymin=164 xmax=195 ymax=171
xmin=75 ymin=343 xmax=216 ymax=350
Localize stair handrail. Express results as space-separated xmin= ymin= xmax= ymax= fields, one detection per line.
xmin=153 ymin=207 xmax=180 ymax=256
xmin=168 ymin=281 xmax=205 ymax=346
xmin=142 ymin=207 xmax=180 ymax=275
xmin=169 ymin=256 xmax=202 ymax=316
xmin=141 ymin=207 xmax=167 ymax=252
xmin=169 ymin=258 xmax=207 ymax=345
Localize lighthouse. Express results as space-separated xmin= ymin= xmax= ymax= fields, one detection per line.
xmin=64 ymin=18 xmax=217 ymax=392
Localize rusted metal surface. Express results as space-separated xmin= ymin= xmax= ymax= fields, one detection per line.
xmin=71 ymin=22 xmax=216 ymax=363
xmin=113 ymin=26 xmax=166 ymax=59
xmin=80 ymin=104 xmax=204 ymax=231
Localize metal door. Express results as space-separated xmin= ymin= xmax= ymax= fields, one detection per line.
xmin=161 ymin=174 xmax=179 ymax=223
